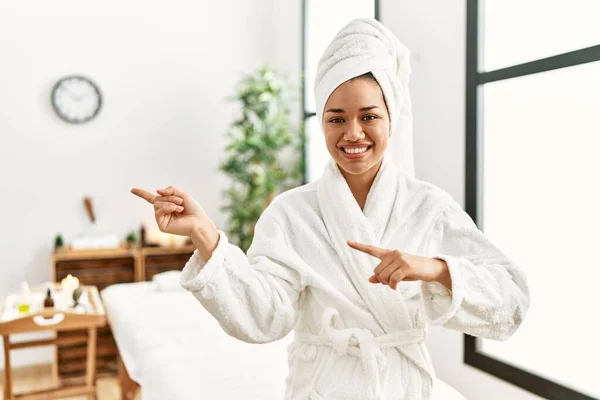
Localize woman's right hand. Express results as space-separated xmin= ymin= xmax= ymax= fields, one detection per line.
xmin=131 ymin=185 xmax=220 ymax=261
xmin=130 ymin=186 xmax=209 ymax=237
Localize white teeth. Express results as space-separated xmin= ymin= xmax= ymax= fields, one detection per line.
xmin=343 ymin=147 xmax=368 ymax=154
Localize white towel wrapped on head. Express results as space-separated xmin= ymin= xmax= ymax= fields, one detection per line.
xmin=314 ymin=18 xmax=415 ymax=176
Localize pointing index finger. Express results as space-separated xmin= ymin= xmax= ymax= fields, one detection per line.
xmin=347 ymin=241 xmax=388 ymax=260
xmin=131 ymin=188 xmax=156 ymax=204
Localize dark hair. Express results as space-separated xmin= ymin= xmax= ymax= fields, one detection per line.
xmin=352 ymin=72 xmax=378 ymax=83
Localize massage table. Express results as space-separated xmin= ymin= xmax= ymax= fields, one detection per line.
xmin=101 ymin=279 xmax=291 ymax=400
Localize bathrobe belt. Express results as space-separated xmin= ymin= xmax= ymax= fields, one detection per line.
xmin=295 ymin=309 xmax=426 ymax=400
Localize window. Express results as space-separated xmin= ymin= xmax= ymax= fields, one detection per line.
xmin=465 ymin=1 xmax=600 ymax=399
xmin=302 ymin=0 xmax=379 ymax=183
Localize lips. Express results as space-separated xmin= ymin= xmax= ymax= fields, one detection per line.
xmin=339 ymin=144 xmax=373 ymax=159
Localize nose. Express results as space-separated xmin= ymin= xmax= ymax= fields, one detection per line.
xmin=344 ymin=119 xmax=365 ymax=141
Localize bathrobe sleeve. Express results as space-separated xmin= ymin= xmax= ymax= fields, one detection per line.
xmin=420 ymin=200 xmax=530 ymax=340
xmin=179 ymin=206 xmax=307 ymax=344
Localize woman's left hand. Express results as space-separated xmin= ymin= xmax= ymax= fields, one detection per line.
xmin=347 ymin=241 xmax=452 ymax=290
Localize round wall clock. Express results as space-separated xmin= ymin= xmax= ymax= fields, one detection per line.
xmin=51 ymin=75 xmax=102 ymax=124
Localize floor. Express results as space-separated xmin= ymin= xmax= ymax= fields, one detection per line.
xmin=0 ymin=364 xmax=139 ymax=399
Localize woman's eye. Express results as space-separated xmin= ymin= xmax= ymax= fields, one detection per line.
xmin=330 ymin=118 xmax=344 ymax=123
xmin=363 ymin=115 xmax=377 ymax=121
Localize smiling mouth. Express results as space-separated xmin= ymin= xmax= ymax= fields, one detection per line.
xmin=340 ymin=145 xmax=372 ymax=154
xmin=339 ymin=145 xmax=373 ymax=159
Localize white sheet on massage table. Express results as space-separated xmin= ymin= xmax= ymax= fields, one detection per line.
xmin=101 ymin=281 xmax=465 ymax=400
xmin=101 ymin=281 xmax=291 ymax=400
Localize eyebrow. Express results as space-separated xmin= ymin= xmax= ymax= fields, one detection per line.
xmin=325 ymin=105 xmax=380 ymax=113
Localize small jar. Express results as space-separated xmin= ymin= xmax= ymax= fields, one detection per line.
xmin=16 ymin=282 xmax=31 ymax=313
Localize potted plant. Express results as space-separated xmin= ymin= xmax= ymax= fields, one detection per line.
xmin=125 ymin=231 xmax=137 ymax=248
xmin=220 ymin=67 xmax=304 ymax=252
xmin=54 ymin=234 xmax=65 ymax=252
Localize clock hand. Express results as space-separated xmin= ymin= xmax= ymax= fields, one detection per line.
xmin=61 ymin=87 xmax=81 ymax=101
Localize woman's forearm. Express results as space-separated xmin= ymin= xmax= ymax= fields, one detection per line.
xmin=190 ymin=220 xmax=220 ymax=262
xmin=432 ymin=258 xmax=452 ymax=290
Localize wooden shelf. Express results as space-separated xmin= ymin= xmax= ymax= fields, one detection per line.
xmin=140 ymin=245 xmax=195 ymax=256
xmin=52 ymin=247 xmax=136 ymax=261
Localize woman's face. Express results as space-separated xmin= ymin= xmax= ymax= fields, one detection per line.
xmin=322 ymin=77 xmax=390 ymax=178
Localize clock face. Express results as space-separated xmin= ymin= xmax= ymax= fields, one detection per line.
xmin=51 ymin=75 xmax=102 ymax=124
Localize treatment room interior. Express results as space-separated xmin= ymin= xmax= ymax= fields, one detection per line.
xmin=1 ymin=0 xmax=598 ymax=399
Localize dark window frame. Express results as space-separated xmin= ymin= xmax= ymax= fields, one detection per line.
xmin=465 ymin=1 xmax=600 ymax=399
xmin=301 ymin=0 xmax=380 ymax=183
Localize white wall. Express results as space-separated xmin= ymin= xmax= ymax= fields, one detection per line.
xmin=381 ymin=1 xmax=544 ymax=400
xmin=0 ymin=0 xmax=288 ymax=368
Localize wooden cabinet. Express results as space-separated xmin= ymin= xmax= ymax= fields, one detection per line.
xmin=52 ymin=245 xmax=195 ymax=383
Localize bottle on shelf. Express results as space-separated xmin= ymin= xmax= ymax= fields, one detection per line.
xmin=140 ymin=225 xmax=146 ymax=247
xmin=44 ymin=285 xmax=55 ymax=308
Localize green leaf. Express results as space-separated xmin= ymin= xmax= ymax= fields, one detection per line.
xmin=219 ymin=66 xmax=304 ymax=252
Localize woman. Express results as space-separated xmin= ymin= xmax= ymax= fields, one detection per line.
xmin=132 ymin=19 xmax=529 ymax=400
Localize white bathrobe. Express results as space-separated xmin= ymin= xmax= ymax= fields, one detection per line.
xmin=180 ymin=156 xmax=530 ymax=400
